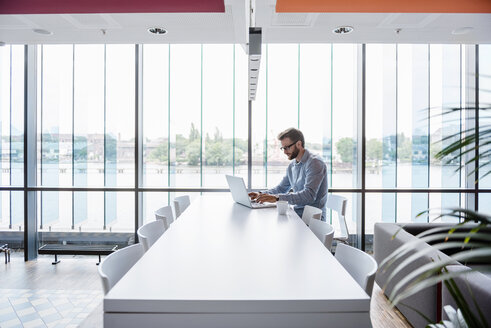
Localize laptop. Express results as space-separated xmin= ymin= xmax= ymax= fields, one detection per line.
xmin=225 ymin=175 xmax=276 ymax=209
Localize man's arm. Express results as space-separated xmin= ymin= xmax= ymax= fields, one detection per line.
xmin=265 ymin=173 xmax=291 ymax=195
xmin=254 ymin=173 xmax=291 ymax=203
xmin=248 ymin=173 xmax=290 ymax=201
xmin=279 ymin=159 xmax=326 ymax=206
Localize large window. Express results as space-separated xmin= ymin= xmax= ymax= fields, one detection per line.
xmin=478 ymin=45 xmax=491 ymax=214
xmin=37 ymin=44 xmax=135 ymax=233
xmin=0 ymin=44 xmax=489 ymax=252
xmin=0 ymin=45 xmax=24 ymax=233
xmin=141 ymin=44 xmax=249 ymax=220
xmin=253 ymin=44 xmax=359 ymax=233
xmin=364 ymin=44 xmax=471 ymax=232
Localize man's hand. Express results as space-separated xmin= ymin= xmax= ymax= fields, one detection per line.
xmin=248 ymin=192 xmax=259 ymax=200
xmin=256 ymin=193 xmax=277 ymax=204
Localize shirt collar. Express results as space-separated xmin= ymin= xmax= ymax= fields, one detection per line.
xmin=295 ymin=149 xmax=310 ymax=166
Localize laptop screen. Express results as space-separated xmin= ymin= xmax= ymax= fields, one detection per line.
xmin=225 ymin=175 xmax=252 ymax=207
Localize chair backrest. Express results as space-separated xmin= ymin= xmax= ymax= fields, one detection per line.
xmin=301 ymin=205 xmax=322 ymax=226
xmin=308 ymin=219 xmax=334 ymax=251
xmin=327 ymin=194 xmax=349 ymax=242
xmin=174 ymin=195 xmax=190 ymax=218
xmin=335 ymin=243 xmax=378 ymax=296
xmin=137 ymin=220 xmax=166 ymax=252
xmin=155 ymin=205 xmax=174 ymax=230
xmin=98 ymin=243 xmax=144 ymax=295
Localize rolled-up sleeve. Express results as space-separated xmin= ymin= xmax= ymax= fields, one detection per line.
xmin=278 ymin=160 xmax=326 ymax=206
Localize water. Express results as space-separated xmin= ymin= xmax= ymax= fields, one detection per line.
xmin=0 ymin=163 xmax=464 ymax=234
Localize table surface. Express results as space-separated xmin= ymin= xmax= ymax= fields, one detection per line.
xmin=104 ymin=195 xmax=370 ymax=314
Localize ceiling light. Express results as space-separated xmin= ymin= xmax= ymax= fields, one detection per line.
xmin=452 ymin=27 xmax=473 ymax=35
xmin=332 ymin=26 xmax=353 ymax=34
xmin=148 ymin=27 xmax=167 ymax=35
xmin=33 ymin=29 xmax=53 ymax=35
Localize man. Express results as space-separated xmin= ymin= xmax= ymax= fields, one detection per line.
xmin=249 ymin=128 xmax=328 ymax=220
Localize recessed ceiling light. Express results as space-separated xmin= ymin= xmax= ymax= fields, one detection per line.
xmin=33 ymin=29 xmax=53 ymax=35
xmin=332 ymin=26 xmax=353 ymax=34
xmin=148 ymin=27 xmax=167 ymax=35
xmin=452 ymin=27 xmax=473 ymax=35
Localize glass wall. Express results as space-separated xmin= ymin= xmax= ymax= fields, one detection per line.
xmin=0 ymin=43 xmax=489 ymax=252
xmin=331 ymin=44 xmax=359 ymax=190
xmin=366 ymin=44 xmax=397 ymax=229
xmin=429 ymin=45 xmax=463 ymax=212
xmin=478 ymin=45 xmax=491 ymax=214
xmin=73 ymin=45 xmax=105 ymax=230
xmin=253 ymin=44 xmax=358 ymax=232
xmin=141 ymin=44 xmax=248 ymax=195
xmin=364 ymin=44 xmax=470 ymax=232
xmin=37 ymin=44 xmax=135 ymax=233
xmin=0 ymin=45 xmax=24 ymax=232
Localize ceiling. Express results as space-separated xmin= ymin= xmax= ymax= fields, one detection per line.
xmin=275 ymin=0 xmax=491 ymax=14
xmin=0 ymin=0 xmax=225 ymax=14
xmin=0 ymin=0 xmax=490 ymax=45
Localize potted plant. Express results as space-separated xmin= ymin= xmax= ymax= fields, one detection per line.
xmin=379 ymin=103 xmax=491 ymax=328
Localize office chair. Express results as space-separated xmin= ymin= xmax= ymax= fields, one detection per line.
xmin=155 ymin=205 xmax=174 ymax=230
xmin=301 ymin=205 xmax=322 ymax=226
xmin=98 ymin=243 xmax=144 ymax=294
xmin=335 ymin=243 xmax=378 ymax=296
xmin=308 ymin=219 xmax=335 ymax=251
xmin=327 ymin=194 xmax=349 ymax=244
xmin=137 ymin=220 xmax=166 ymax=252
xmin=174 ymin=195 xmax=190 ymax=218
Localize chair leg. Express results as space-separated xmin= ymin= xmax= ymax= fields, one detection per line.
xmin=1 ymin=245 xmax=10 ymax=264
xmin=52 ymin=254 xmax=60 ymax=265
xmin=334 ymin=237 xmax=349 ymax=245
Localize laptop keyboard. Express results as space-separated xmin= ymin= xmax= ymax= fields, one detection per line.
xmin=251 ymin=201 xmax=274 ymax=208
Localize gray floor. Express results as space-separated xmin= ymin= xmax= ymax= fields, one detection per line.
xmin=0 ymin=289 xmax=101 ymax=328
xmin=1 ymin=252 xmax=103 ymax=328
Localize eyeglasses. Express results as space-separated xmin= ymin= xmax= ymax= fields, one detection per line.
xmin=280 ymin=141 xmax=297 ymax=151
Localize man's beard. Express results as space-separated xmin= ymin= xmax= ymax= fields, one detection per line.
xmin=288 ymin=147 xmax=299 ymax=160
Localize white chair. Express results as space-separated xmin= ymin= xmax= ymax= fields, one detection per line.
xmin=137 ymin=220 xmax=166 ymax=252
xmin=301 ymin=205 xmax=322 ymax=226
xmin=155 ymin=205 xmax=174 ymax=230
xmin=98 ymin=243 xmax=144 ymax=295
xmin=335 ymin=243 xmax=378 ymax=296
xmin=309 ymin=219 xmax=334 ymax=251
xmin=327 ymin=194 xmax=349 ymax=244
xmin=174 ymin=195 xmax=190 ymax=218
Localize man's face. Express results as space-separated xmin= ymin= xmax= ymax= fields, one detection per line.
xmin=281 ymin=138 xmax=299 ymax=160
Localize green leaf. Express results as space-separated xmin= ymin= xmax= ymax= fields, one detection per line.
xmin=388 ymin=249 xmax=491 ymax=305
xmin=443 ymin=277 xmax=481 ymax=328
xmin=379 ymin=229 xmax=491 ymax=276
xmin=383 ymin=241 xmax=488 ymax=290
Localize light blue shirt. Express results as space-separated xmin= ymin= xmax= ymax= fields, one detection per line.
xmin=266 ymin=149 xmax=328 ymax=220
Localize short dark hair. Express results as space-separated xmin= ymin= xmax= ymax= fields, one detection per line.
xmin=277 ymin=128 xmax=304 ymax=147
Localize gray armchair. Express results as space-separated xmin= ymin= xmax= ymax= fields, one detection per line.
xmin=441 ymin=265 xmax=491 ymax=325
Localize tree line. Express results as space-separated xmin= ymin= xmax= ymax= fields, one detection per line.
xmin=148 ymin=123 xmax=247 ymax=166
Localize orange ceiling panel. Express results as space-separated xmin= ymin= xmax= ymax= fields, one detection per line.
xmin=276 ymin=0 xmax=491 ymax=13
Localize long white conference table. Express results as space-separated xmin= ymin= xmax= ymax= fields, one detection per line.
xmin=104 ymin=195 xmax=371 ymax=328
